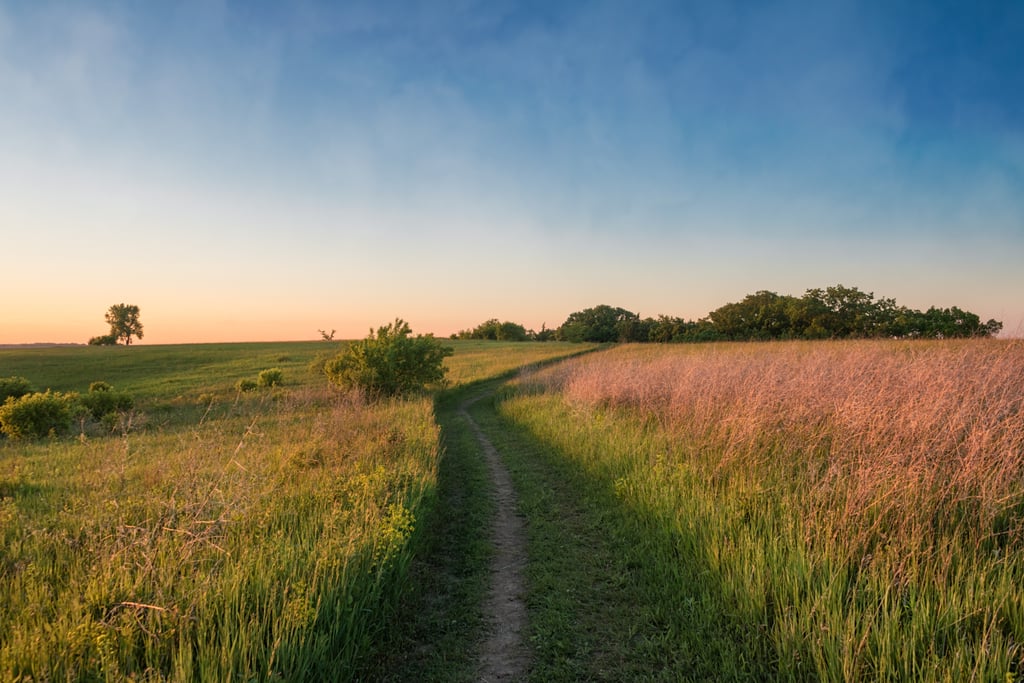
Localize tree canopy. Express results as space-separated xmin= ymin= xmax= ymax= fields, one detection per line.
xmin=455 ymin=319 xmax=529 ymax=341
xmin=557 ymin=305 xmax=639 ymax=343
xmin=103 ymin=304 xmax=144 ymax=345
xmin=555 ymin=285 xmax=1001 ymax=344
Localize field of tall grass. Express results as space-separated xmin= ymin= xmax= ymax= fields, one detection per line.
xmin=0 ymin=339 xmax=583 ymax=680
xmin=505 ymin=339 xmax=1023 ymax=680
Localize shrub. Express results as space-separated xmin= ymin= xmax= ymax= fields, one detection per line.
xmin=80 ymin=382 xmax=134 ymax=420
xmin=325 ymin=318 xmax=453 ymax=398
xmin=257 ymin=368 xmax=284 ymax=387
xmin=88 ymin=334 xmax=118 ymax=346
xmin=0 ymin=376 xmax=34 ymax=404
xmin=0 ymin=391 xmax=79 ymax=439
xmin=236 ymin=378 xmax=258 ymax=392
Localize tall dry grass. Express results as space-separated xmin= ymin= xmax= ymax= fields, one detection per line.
xmin=510 ymin=339 xmax=1024 ymax=678
xmin=528 ymin=340 xmax=1024 ymax=553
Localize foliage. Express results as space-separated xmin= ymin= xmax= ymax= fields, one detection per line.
xmin=532 ymin=323 xmax=557 ymax=342
xmin=236 ymin=378 xmax=258 ymax=392
xmin=319 ymin=329 xmax=336 ymax=341
xmin=456 ymin=319 xmax=530 ymax=341
xmin=325 ymin=319 xmax=453 ymax=397
xmin=0 ymin=390 xmax=79 ymax=439
xmin=557 ymin=305 xmax=639 ymax=343
xmin=87 ymin=334 xmax=118 ymax=346
xmin=104 ymin=303 xmax=144 ymax=345
xmin=0 ymin=376 xmax=34 ymax=404
xmin=558 ymin=285 xmax=1002 ymax=344
xmin=257 ymin=368 xmax=284 ymax=387
xmin=80 ymin=382 xmax=134 ymax=421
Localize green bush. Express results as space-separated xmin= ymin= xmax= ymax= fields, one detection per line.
xmin=0 ymin=391 xmax=79 ymax=439
xmin=325 ymin=319 xmax=453 ymax=398
xmin=257 ymin=368 xmax=284 ymax=387
xmin=87 ymin=334 xmax=118 ymax=346
xmin=80 ymin=382 xmax=134 ymax=420
xmin=236 ymin=378 xmax=258 ymax=392
xmin=0 ymin=376 xmax=34 ymax=404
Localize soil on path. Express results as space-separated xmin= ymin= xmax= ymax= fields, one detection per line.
xmin=460 ymin=395 xmax=530 ymax=682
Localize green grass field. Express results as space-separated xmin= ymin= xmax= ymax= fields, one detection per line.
xmin=0 ymin=339 xmax=585 ymax=680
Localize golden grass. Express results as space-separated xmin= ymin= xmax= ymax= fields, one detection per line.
xmin=525 ymin=339 xmax=1024 ymax=552
xmin=505 ymin=339 xmax=1024 ymax=678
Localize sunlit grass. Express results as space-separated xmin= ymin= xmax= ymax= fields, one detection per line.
xmin=0 ymin=385 xmax=437 ymax=679
xmin=442 ymin=340 xmax=592 ymax=387
xmin=0 ymin=341 xmax=330 ymax=401
xmin=0 ymin=338 xmax=592 ymax=679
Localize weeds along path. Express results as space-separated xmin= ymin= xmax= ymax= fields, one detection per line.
xmin=460 ymin=392 xmax=531 ymax=682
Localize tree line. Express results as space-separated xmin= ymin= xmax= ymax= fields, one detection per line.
xmin=463 ymin=285 xmax=1003 ymax=344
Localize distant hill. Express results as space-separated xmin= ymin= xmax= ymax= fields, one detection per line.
xmin=0 ymin=343 xmax=85 ymax=349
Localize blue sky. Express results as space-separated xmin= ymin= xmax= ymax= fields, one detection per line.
xmin=2 ymin=0 xmax=1022 ymax=343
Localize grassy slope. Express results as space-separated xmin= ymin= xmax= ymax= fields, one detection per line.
xmin=0 ymin=339 xmax=591 ymax=680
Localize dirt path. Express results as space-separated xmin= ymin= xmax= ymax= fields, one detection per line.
xmin=460 ymin=395 xmax=530 ymax=682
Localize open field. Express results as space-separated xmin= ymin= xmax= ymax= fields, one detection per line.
xmin=0 ymin=340 xmax=584 ymax=680
xmin=497 ymin=339 xmax=1024 ymax=680
xmin=5 ymin=337 xmax=1020 ymax=680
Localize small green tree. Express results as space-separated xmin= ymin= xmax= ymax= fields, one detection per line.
xmin=325 ymin=319 xmax=453 ymax=398
xmin=105 ymin=303 xmax=144 ymax=345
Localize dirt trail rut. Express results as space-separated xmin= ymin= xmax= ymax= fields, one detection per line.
xmin=460 ymin=395 xmax=530 ymax=682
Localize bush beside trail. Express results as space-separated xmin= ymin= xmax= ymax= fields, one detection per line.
xmin=325 ymin=319 xmax=452 ymax=398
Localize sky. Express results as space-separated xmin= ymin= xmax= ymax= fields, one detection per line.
xmin=1 ymin=0 xmax=1022 ymax=344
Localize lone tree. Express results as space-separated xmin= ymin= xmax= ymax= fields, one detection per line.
xmin=324 ymin=318 xmax=453 ymax=398
xmin=105 ymin=303 xmax=144 ymax=345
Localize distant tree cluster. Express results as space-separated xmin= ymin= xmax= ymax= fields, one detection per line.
xmin=456 ymin=286 xmax=1001 ymax=345
xmin=453 ymin=318 xmax=555 ymax=342
xmin=552 ymin=286 xmax=1002 ymax=343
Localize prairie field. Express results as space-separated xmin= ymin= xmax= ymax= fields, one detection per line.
xmin=501 ymin=339 xmax=1024 ymax=680
xmin=0 ymin=340 xmax=581 ymax=680
xmin=3 ymin=337 xmax=1021 ymax=680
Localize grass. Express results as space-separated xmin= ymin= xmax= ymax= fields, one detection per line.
xmin=0 ymin=341 xmax=330 ymax=401
xmin=441 ymin=340 xmax=587 ymax=387
xmin=0 ymin=339 xmax=590 ymax=680
xmin=1 ymin=384 xmax=438 ymax=680
xmin=494 ymin=339 xmax=1024 ymax=680
xmin=16 ymin=336 xmax=1013 ymax=679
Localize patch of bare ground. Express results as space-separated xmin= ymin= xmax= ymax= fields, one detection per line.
xmin=461 ymin=395 xmax=530 ymax=682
